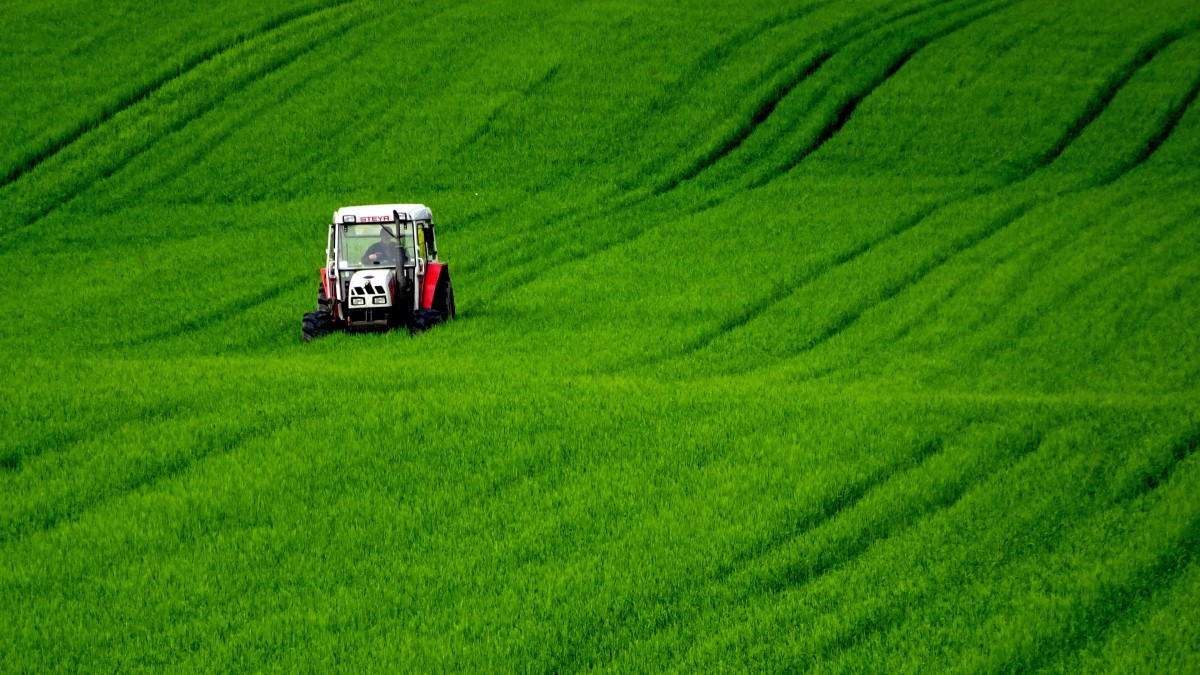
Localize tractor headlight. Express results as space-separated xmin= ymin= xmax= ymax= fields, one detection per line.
xmin=351 ymin=298 xmax=365 ymax=306
xmin=372 ymin=296 xmax=386 ymax=305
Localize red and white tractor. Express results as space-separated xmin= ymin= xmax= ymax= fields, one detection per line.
xmin=302 ymin=204 xmax=455 ymax=341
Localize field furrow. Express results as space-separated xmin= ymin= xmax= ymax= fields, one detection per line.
xmin=2 ymin=0 xmax=1198 ymax=670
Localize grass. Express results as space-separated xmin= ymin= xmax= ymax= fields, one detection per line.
xmin=1 ymin=0 xmax=1199 ymax=670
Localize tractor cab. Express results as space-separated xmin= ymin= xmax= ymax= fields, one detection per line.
xmin=302 ymin=203 xmax=455 ymax=341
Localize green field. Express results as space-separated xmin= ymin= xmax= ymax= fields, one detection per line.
xmin=3 ymin=0 xmax=1200 ymax=670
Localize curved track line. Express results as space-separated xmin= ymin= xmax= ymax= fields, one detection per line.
xmin=1027 ymin=27 xmax=1199 ymax=173
xmin=1095 ymin=54 xmax=1200 ymax=187
xmin=0 ymin=404 xmax=190 ymax=473
xmin=960 ymin=204 xmax=1195 ymax=368
xmin=487 ymin=0 xmax=1011 ymax=305
xmin=664 ymin=204 xmax=942 ymax=363
xmin=591 ymin=424 xmax=1050 ymax=672
xmin=0 ymin=0 xmax=412 ymax=247
xmin=110 ymin=272 xmax=309 ymax=350
xmin=762 ymin=429 xmax=1045 ymax=596
xmin=543 ymin=432 xmax=954 ymax=675
xmin=0 ymin=0 xmax=357 ymax=191
xmin=765 ymin=61 xmax=1200 ymax=368
xmin=756 ymin=0 xmax=1021 ymax=188
xmin=1006 ymin=498 xmax=1200 ymax=672
xmin=461 ymin=0 xmax=855 ymax=273
xmin=469 ymin=0 xmax=965 ymax=292
xmin=653 ymin=0 xmax=970 ymax=196
xmin=665 ymin=29 xmax=1199 ymax=372
xmin=0 ymin=415 xmax=280 ymax=547
xmin=730 ymin=432 xmax=954 ymax=570
xmin=455 ymin=63 xmax=562 ymax=152
xmin=91 ymin=39 xmax=364 ymax=217
xmin=805 ymin=193 xmax=1197 ymax=388
xmin=1135 ymin=427 xmax=1200 ymax=496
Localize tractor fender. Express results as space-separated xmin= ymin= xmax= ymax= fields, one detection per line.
xmin=421 ymin=263 xmax=447 ymax=309
xmin=320 ymin=267 xmax=330 ymax=301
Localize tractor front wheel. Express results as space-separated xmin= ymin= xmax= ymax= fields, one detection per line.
xmin=302 ymin=308 xmax=333 ymax=342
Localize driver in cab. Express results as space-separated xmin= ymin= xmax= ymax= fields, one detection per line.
xmin=362 ymin=228 xmax=406 ymax=266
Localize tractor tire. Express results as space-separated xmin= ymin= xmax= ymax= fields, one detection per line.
xmin=440 ymin=281 xmax=456 ymax=321
xmin=432 ymin=271 xmax=456 ymax=321
xmin=302 ymin=308 xmax=333 ymax=342
xmin=410 ymin=309 xmax=441 ymax=334
xmin=411 ymin=273 xmax=455 ymax=334
xmin=303 ymin=282 xmax=335 ymax=342
xmin=317 ymin=283 xmax=331 ymax=310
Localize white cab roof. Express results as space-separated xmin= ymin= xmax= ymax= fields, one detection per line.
xmin=332 ymin=203 xmax=432 ymax=224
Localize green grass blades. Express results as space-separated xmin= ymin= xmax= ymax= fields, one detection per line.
xmin=2 ymin=0 xmax=1199 ymax=671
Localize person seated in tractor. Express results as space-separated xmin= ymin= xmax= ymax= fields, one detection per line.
xmin=362 ymin=228 xmax=406 ymax=265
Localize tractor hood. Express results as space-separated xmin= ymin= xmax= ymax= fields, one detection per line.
xmin=346 ymin=269 xmax=394 ymax=308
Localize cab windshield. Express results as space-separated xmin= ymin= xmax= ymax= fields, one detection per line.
xmin=339 ymin=222 xmax=416 ymax=269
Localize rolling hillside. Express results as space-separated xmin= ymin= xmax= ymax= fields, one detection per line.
xmin=2 ymin=0 xmax=1199 ymax=670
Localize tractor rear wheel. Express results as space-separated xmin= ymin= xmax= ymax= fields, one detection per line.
xmin=317 ymin=283 xmax=331 ymax=310
xmin=440 ymin=282 xmax=456 ymax=320
xmin=411 ymin=274 xmax=455 ymax=334
xmin=432 ymin=274 xmax=456 ymax=321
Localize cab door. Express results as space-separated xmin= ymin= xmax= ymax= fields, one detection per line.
xmin=414 ymin=226 xmax=426 ymax=309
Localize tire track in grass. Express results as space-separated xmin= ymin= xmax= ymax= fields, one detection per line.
xmin=0 ymin=428 xmax=104 ymax=473
xmin=0 ymin=403 xmax=191 ymax=473
xmin=753 ymin=0 xmax=1020 ymax=189
xmin=785 ymin=429 xmax=1067 ymax=670
xmin=107 ymin=272 xmax=310 ymax=350
xmin=594 ymin=421 xmax=1054 ymax=672
xmin=736 ymin=425 xmax=1046 ymax=615
xmin=1080 ymin=244 xmax=1200 ymax=382
xmin=729 ymin=430 xmax=956 ymax=571
xmin=651 ymin=0 xmax=973 ymax=196
xmin=1025 ymin=26 xmax=1200 ymax=175
xmin=799 ymin=418 xmax=1200 ymax=670
xmin=92 ymin=37 xmax=363 ymax=217
xmin=0 ymin=413 xmax=283 ymax=547
xmin=1037 ymin=522 xmax=1200 ymax=672
xmin=1133 ymin=427 xmax=1200 ymax=498
xmin=455 ymin=63 xmax=562 ymax=152
xmin=470 ymin=0 xmax=972 ymax=284
xmin=1092 ymin=53 xmax=1200 ymax=188
xmin=623 ymin=0 xmax=843 ymax=184
xmin=649 ymin=52 xmax=833 ymax=195
xmin=0 ymin=0 xmax=358 ymax=191
xmin=960 ymin=204 xmax=1197 ymax=376
xmin=1001 ymin=461 xmax=1200 ymax=672
xmin=541 ymin=429 xmax=957 ymax=674
xmin=774 ymin=67 xmax=1200 ymax=366
xmin=687 ymin=39 xmax=1200 ymax=376
xmin=481 ymin=0 xmax=1002 ymax=303
xmin=0 ymin=0 xmax=377 ymax=243
xmin=802 ymin=193 xmax=1195 ymax=387
xmin=458 ymin=0 xmax=870 ymax=276
xmin=760 ymin=428 xmax=1048 ymax=597
xmin=662 ymin=203 xmax=944 ymax=364
xmin=555 ymin=421 xmax=986 ymax=674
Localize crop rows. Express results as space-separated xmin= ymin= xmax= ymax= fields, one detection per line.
xmin=1 ymin=0 xmax=1198 ymax=670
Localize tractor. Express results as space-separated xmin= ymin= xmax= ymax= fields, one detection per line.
xmin=302 ymin=203 xmax=455 ymax=341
